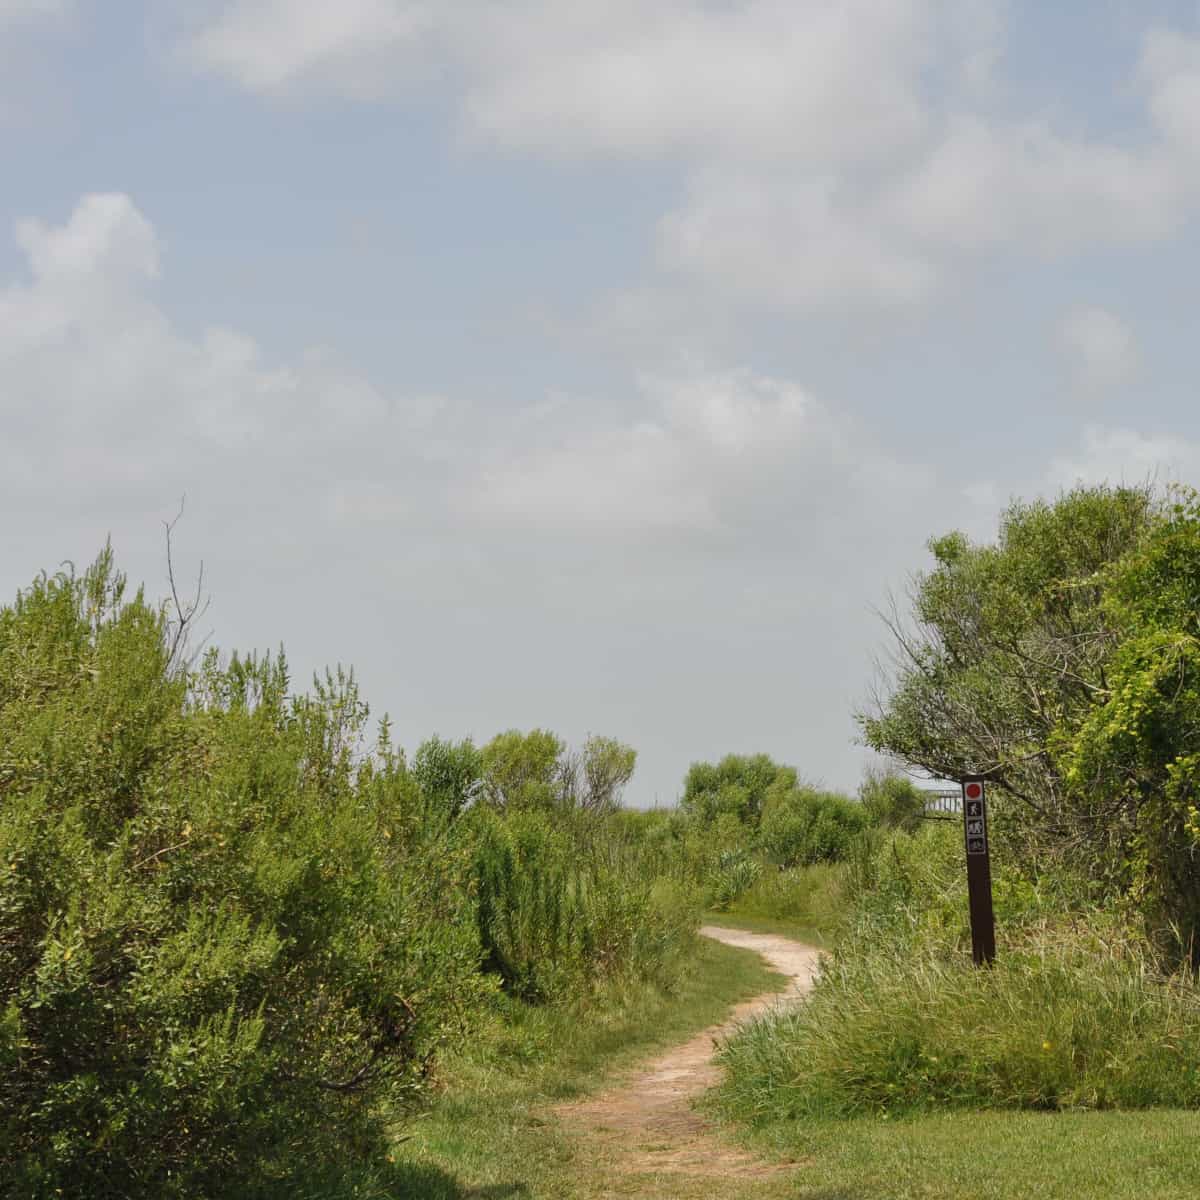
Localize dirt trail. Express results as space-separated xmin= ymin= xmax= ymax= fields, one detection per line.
xmin=554 ymin=926 xmax=821 ymax=1197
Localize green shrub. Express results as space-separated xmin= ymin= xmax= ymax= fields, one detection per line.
xmin=471 ymin=808 xmax=695 ymax=1004
xmin=706 ymin=849 xmax=762 ymax=910
xmin=757 ymin=787 xmax=868 ymax=867
xmin=411 ymin=734 xmax=483 ymax=819
xmin=858 ymin=482 xmax=1200 ymax=952
xmin=473 ymin=809 xmax=578 ymax=1002
xmin=858 ymin=767 xmax=927 ymax=833
xmin=478 ymin=728 xmax=566 ymax=811
xmin=0 ymin=552 xmax=486 ymax=1199
xmin=680 ymin=753 xmax=796 ymax=827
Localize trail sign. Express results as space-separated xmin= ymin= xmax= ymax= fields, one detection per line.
xmin=961 ymin=777 xmax=996 ymax=966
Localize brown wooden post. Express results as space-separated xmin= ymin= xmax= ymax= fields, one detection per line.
xmin=961 ymin=776 xmax=996 ymax=966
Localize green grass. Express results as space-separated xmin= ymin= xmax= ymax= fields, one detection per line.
xmin=392 ymin=923 xmax=1200 ymax=1200
xmin=729 ymin=1108 xmax=1200 ymax=1199
xmin=705 ymin=861 xmax=846 ymax=945
xmin=702 ymin=909 xmax=828 ymax=946
xmin=716 ymin=933 xmax=1200 ymax=1120
xmin=395 ymin=933 xmax=786 ymax=1198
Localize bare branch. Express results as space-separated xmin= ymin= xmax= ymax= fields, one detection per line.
xmin=162 ymin=496 xmax=212 ymax=673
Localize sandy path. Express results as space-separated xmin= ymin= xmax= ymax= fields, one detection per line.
xmin=554 ymin=926 xmax=821 ymax=1196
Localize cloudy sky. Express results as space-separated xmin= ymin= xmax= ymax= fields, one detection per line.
xmin=4 ymin=1 xmax=1200 ymax=803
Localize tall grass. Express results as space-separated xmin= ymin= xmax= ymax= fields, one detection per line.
xmin=715 ymin=823 xmax=1200 ymax=1119
xmin=472 ymin=808 xmax=697 ymax=1005
xmin=718 ymin=920 xmax=1200 ymax=1118
xmin=713 ymin=862 xmax=845 ymax=932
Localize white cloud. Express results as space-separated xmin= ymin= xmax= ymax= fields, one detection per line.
xmin=174 ymin=2 xmax=1200 ymax=315
xmin=1140 ymin=29 xmax=1200 ymax=150
xmin=0 ymin=0 xmax=73 ymax=128
xmin=467 ymin=364 xmax=925 ymax=544
xmin=1049 ymin=426 xmax=1200 ymax=489
xmin=1057 ymin=306 xmax=1140 ymax=395
xmin=15 ymin=192 xmax=161 ymax=283
xmin=182 ymin=0 xmax=434 ymax=96
xmin=0 ymin=194 xmax=437 ymax=519
xmin=472 ymin=419 xmax=712 ymax=537
xmin=658 ymin=106 xmax=1188 ymax=310
xmin=456 ymin=0 xmax=933 ymax=164
xmin=3 ymin=193 xmax=930 ymax=569
xmin=182 ymin=0 xmax=935 ymax=164
xmin=887 ymin=118 xmax=1181 ymax=254
xmin=0 ymin=0 xmax=68 ymax=30
xmin=657 ymin=169 xmax=939 ymax=310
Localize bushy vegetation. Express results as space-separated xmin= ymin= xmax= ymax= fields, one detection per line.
xmin=861 ymin=482 xmax=1200 ymax=952
xmin=718 ymin=824 xmax=1200 ymax=1120
xmin=660 ymin=752 xmax=880 ymax=910
xmin=0 ymin=548 xmax=693 ymax=1198
xmin=857 ymin=766 xmax=927 ymax=833
xmin=718 ymin=482 xmax=1200 ymax=1127
xmin=472 ymin=807 xmax=694 ymax=1004
xmin=709 ymin=862 xmax=845 ymax=932
xmin=758 ymin=785 xmax=868 ymax=868
xmin=0 ymin=552 xmax=490 ymax=1196
xmin=16 ymin=479 xmax=1200 ymax=1192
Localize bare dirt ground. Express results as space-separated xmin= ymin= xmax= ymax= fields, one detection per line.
xmin=554 ymin=926 xmax=822 ymax=1199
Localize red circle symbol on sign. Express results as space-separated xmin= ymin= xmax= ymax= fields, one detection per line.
xmin=965 ymin=782 xmax=983 ymax=800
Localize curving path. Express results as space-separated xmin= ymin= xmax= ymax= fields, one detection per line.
xmin=554 ymin=926 xmax=821 ymax=1197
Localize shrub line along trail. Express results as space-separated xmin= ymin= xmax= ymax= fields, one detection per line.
xmin=554 ymin=926 xmax=821 ymax=1197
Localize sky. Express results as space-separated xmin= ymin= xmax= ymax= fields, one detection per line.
xmin=4 ymin=1 xmax=1200 ymax=805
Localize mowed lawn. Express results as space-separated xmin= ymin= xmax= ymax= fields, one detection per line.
xmin=735 ymin=1108 xmax=1200 ymax=1200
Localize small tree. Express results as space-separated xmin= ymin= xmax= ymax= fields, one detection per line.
xmin=758 ymin=787 xmax=869 ymax=867
xmin=479 ymin=728 xmax=565 ymax=810
xmin=577 ymin=735 xmax=638 ymax=813
xmin=860 ymin=484 xmax=1156 ymax=863
xmin=680 ymin=753 xmax=797 ymax=827
xmin=859 ymin=766 xmax=926 ymax=833
xmin=412 ymin=734 xmax=483 ymax=818
xmin=859 ymin=482 xmax=1200 ymax=954
xmin=1055 ymin=487 xmax=1200 ymax=949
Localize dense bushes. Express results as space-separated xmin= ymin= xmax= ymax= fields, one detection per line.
xmin=706 ymin=849 xmax=763 ymax=910
xmin=757 ymin=786 xmax=869 ymax=868
xmin=0 ymin=553 xmax=487 ymax=1198
xmin=471 ymin=729 xmax=638 ymax=814
xmin=711 ymin=862 xmax=845 ymax=930
xmin=858 ymin=767 xmax=926 ymax=833
xmin=859 ymin=482 xmax=1200 ymax=952
xmin=472 ymin=808 xmax=695 ymax=1003
xmin=714 ymin=483 xmax=1200 ymax=1126
xmin=665 ymin=753 xmax=880 ymax=908
xmin=680 ymin=753 xmax=796 ymax=827
xmin=724 ymin=532 xmax=1200 ymax=1118
xmin=0 ymin=549 xmax=691 ymax=1197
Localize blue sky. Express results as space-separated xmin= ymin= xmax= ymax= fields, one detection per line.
xmin=5 ymin=0 xmax=1200 ymax=803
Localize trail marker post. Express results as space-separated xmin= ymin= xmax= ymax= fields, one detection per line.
xmin=961 ymin=776 xmax=996 ymax=966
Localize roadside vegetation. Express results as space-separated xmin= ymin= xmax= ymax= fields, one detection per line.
xmin=8 ymin=478 xmax=1200 ymax=1199
xmin=0 ymin=548 xmax=696 ymax=1198
xmin=704 ymin=482 xmax=1200 ymax=1197
xmin=400 ymin=933 xmax=785 ymax=1198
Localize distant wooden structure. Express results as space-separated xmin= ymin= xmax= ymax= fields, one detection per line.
xmin=923 ymin=787 xmax=962 ymax=815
